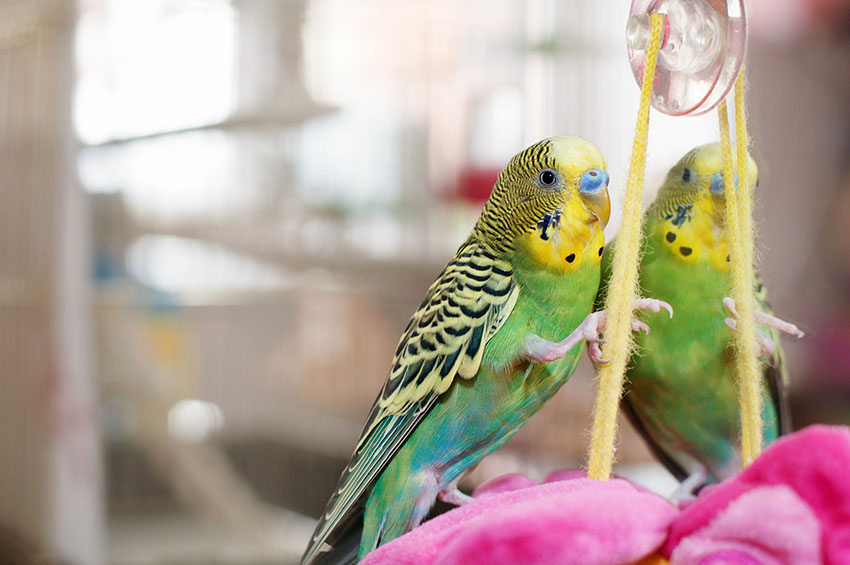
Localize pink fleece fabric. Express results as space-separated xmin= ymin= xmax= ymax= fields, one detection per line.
xmin=670 ymin=485 xmax=821 ymax=564
xmin=360 ymin=474 xmax=676 ymax=565
xmin=664 ymin=425 xmax=850 ymax=564
xmin=361 ymin=425 xmax=850 ymax=565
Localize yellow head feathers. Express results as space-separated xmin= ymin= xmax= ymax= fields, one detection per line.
xmin=652 ymin=142 xmax=758 ymax=217
xmin=472 ymin=135 xmax=610 ymax=253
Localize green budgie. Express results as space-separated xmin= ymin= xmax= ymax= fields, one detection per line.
xmin=302 ymin=136 xmax=671 ymax=564
xmin=599 ymin=143 xmax=803 ymax=491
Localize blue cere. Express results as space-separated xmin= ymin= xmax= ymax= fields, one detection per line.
xmin=710 ymin=172 xmax=725 ymax=194
xmin=579 ymin=169 xmax=609 ymax=194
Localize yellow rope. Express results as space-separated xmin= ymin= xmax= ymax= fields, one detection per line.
xmin=718 ymin=74 xmax=763 ymax=464
xmin=586 ymin=13 xmax=663 ymax=481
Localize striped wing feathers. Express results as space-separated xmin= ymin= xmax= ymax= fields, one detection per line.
xmin=376 ymin=241 xmax=518 ymax=419
xmin=303 ymin=240 xmax=518 ymax=563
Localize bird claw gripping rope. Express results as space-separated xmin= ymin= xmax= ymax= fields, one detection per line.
xmin=588 ymin=1 xmax=765 ymax=480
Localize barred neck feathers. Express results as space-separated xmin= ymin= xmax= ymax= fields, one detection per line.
xmin=470 ymin=136 xmax=609 ymax=263
xmin=647 ymin=146 xmax=706 ymax=222
xmin=472 ymin=144 xmax=561 ymax=254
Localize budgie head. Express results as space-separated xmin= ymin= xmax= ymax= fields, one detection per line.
xmin=473 ymin=136 xmax=609 ymax=252
xmin=646 ymin=143 xmax=759 ymax=269
xmin=651 ymin=142 xmax=758 ymax=226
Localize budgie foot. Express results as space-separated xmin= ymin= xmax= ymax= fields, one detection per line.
xmin=631 ymin=297 xmax=675 ymax=319
xmin=438 ymin=477 xmax=475 ymax=506
xmin=671 ymin=467 xmax=708 ymax=503
xmin=724 ymin=318 xmax=778 ymax=356
xmin=723 ymin=297 xmax=804 ymax=356
xmin=523 ymin=298 xmax=672 ymax=365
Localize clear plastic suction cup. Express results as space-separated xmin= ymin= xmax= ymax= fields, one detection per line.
xmin=627 ymin=0 xmax=747 ymax=116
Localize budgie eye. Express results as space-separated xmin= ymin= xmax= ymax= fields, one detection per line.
xmin=682 ymin=167 xmax=693 ymax=183
xmin=710 ymin=172 xmax=724 ymax=194
xmin=538 ymin=169 xmax=559 ymax=187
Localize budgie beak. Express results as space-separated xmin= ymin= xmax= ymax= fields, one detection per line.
xmin=578 ymin=169 xmax=611 ymax=228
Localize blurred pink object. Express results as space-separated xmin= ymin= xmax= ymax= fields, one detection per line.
xmin=749 ymin=0 xmax=813 ymax=41
xmin=749 ymin=0 xmax=850 ymax=39
xmin=664 ymin=425 xmax=850 ymax=564
xmin=470 ymin=472 xmax=538 ymax=497
xmin=361 ymin=473 xmax=675 ymax=565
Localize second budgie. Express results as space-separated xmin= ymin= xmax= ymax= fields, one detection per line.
xmin=599 ymin=143 xmax=803 ymax=490
xmin=302 ymin=136 xmax=670 ymax=564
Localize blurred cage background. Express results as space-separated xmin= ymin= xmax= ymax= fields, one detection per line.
xmin=1 ymin=0 xmax=849 ymax=563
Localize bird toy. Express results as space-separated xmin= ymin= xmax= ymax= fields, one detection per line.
xmin=587 ymin=0 xmax=805 ymax=483
xmin=302 ymin=1 xmax=813 ymax=563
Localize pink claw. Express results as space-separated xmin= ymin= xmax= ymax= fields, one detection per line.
xmin=633 ymin=297 xmax=674 ymax=319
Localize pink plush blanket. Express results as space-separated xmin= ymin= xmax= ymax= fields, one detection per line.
xmin=361 ymin=425 xmax=850 ymax=565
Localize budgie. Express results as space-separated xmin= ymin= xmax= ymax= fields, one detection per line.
xmin=302 ymin=136 xmax=671 ymax=564
xmin=598 ymin=143 xmax=803 ymax=491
